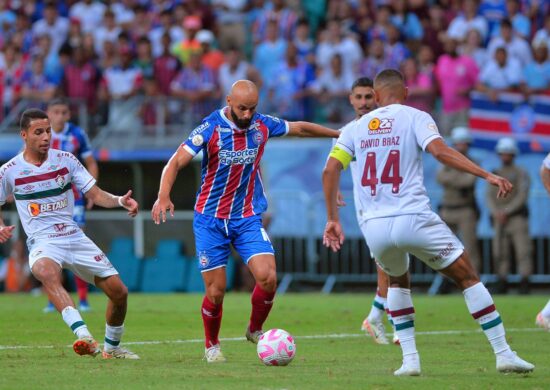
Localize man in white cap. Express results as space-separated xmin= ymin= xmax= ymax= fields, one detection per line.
xmin=487 ymin=137 xmax=532 ymax=294
xmin=436 ymin=127 xmax=481 ymax=292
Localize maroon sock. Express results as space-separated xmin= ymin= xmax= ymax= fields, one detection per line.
xmin=201 ymin=296 xmax=223 ymax=348
xmin=74 ymin=276 xmax=88 ymax=302
xmin=249 ymin=284 xmax=275 ymax=333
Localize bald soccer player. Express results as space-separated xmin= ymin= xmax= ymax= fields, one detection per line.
xmin=152 ymin=80 xmax=340 ymax=363
xmin=322 ymin=69 xmax=534 ymax=376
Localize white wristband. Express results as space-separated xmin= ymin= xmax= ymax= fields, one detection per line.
xmin=117 ymin=196 xmax=124 ymax=207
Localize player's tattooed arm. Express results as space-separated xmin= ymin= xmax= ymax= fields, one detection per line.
xmin=288 ymin=122 xmax=340 ymax=138
xmin=152 ymin=147 xmax=194 ymax=224
xmin=0 ymin=208 xmax=15 ymax=243
xmin=85 ymin=186 xmax=139 ymax=217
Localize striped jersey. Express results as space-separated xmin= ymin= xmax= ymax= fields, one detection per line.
xmin=0 ymin=149 xmax=96 ymax=240
xmin=182 ymin=108 xmax=289 ymax=219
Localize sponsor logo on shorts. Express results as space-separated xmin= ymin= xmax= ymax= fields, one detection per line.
xmin=367 ymin=117 xmax=393 ymax=135
xmin=199 ymin=251 xmax=209 ymax=268
xmin=428 ymin=242 xmax=455 ymax=264
xmin=31 ymin=250 xmax=43 ymax=258
xmin=54 ymin=223 xmax=67 ymax=232
xmin=47 ymin=228 xmax=79 ymax=239
xmin=94 ymin=253 xmax=106 ymax=262
xmin=28 ymin=198 xmax=68 ymax=217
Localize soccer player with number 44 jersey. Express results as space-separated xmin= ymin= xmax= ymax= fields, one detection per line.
xmin=323 ymin=69 xmax=534 ymax=376
xmin=152 ymin=80 xmax=340 ymax=363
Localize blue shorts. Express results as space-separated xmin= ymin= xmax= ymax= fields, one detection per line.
xmin=193 ymin=211 xmax=275 ymax=272
xmin=73 ymin=197 xmax=86 ymax=227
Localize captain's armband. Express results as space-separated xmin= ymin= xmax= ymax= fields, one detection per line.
xmin=329 ymin=145 xmax=353 ymax=170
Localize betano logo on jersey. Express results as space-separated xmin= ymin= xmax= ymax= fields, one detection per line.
xmin=368 ymin=117 xmax=394 ymax=135
xmin=27 ymin=198 xmax=68 ymax=217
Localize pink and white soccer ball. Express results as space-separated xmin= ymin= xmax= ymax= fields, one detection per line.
xmin=257 ymin=329 xmax=296 ymax=366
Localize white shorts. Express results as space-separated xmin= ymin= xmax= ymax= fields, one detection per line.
xmin=360 ymin=211 xmax=464 ymax=276
xmin=28 ymin=234 xmax=118 ymax=285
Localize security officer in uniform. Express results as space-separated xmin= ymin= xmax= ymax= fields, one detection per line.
xmin=436 ymin=127 xmax=481 ymax=292
xmin=487 ymin=137 xmax=532 ymax=294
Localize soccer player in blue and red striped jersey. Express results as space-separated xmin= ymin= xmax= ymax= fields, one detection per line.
xmin=43 ymin=98 xmax=99 ymax=313
xmin=152 ymin=80 xmax=340 ymax=363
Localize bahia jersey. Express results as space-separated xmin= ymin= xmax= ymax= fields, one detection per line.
xmin=182 ymin=108 xmax=289 ymax=219
xmin=335 ymin=104 xmax=441 ymax=221
xmin=51 ymin=122 xmax=93 ymax=202
xmin=0 ymin=149 xmax=96 ymax=241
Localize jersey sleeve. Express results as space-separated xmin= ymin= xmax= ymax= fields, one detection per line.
xmin=181 ymin=120 xmax=215 ymax=157
xmin=68 ymin=153 xmax=96 ymax=193
xmin=0 ymin=169 xmax=13 ymax=206
xmin=75 ymin=127 xmax=93 ymax=159
xmin=263 ymin=114 xmax=289 ymax=138
xmin=413 ymin=111 xmax=442 ymax=151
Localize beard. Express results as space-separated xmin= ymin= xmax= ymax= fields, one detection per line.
xmin=230 ymin=107 xmax=253 ymax=129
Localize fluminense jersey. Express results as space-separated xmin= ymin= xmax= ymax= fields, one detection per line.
xmin=543 ymin=153 xmax=550 ymax=169
xmin=335 ymin=103 xmax=441 ymax=221
xmin=182 ymin=108 xmax=289 ymax=219
xmin=0 ymin=149 xmax=96 ymax=240
xmin=51 ymin=122 xmax=93 ymax=202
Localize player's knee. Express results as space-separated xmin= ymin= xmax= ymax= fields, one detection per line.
xmin=206 ymin=286 xmax=226 ymax=304
xmin=32 ymin=264 xmax=61 ymax=285
xmin=111 ymin=283 xmax=128 ymax=304
xmin=257 ymin=271 xmax=277 ymax=292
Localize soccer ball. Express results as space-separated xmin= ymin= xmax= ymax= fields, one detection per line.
xmin=256 ymin=328 xmax=296 ymax=366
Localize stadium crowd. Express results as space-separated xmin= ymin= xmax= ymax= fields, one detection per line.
xmin=0 ymin=0 xmax=549 ymax=135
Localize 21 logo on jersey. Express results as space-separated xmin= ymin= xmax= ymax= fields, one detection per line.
xmin=368 ymin=117 xmax=394 ymax=135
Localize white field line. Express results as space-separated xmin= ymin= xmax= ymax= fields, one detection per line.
xmin=0 ymin=328 xmax=543 ymax=351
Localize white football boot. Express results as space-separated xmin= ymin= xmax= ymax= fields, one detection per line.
xmin=102 ymin=347 xmax=140 ymax=359
xmin=245 ymin=327 xmax=263 ymax=344
xmin=496 ymin=351 xmax=534 ymax=373
xmin=361 ymin=317 xmax=389 ymax=345
xmin=204 ymin=344 xmax=226 ymax=363
xmin=535 ymin=312 xmax=550 ymax=331
xmin=394 ymin=355 xmax=421 ymax=376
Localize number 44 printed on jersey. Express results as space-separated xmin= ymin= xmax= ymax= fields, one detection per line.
xmin=361 ymin=150 xmax=403 ymax=196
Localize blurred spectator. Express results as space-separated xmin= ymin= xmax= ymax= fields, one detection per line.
xmin=254 ymin=20 xmax=287 ymax=85
xmin=447 ymin=0 xmax=488 ymax=42
xmin=0 ymin=43 xmax=25 ymax=117
xmin=532 ymin=14 xmax=550 ymax=49
xmin=293 ymin=18 xmax=314 ymax=61
xmin=487 ymin=137 xmax=532 ymax=294
xmin=268 ymin=43 xmax=314 ymax=120
xmin=148 ymin=9 xmax=185 ymax=58
xmin=183 ymin=0 xmax=216 ymax=32
xmin=11 ymin=13 xmax=34 ymax=55
xmin=134 ymin=37 xmax=154 ymax=79
xmin=62 ymin=45 xmax=100 ymax=114
xmin=253 ymin=0 xmax=298 ymax=43
xmin=522 ymin=43 xmax=550 ymax=94
xmin=129 ymin=5 xmax=153 ymax=41
xmin=417 ymin=44 xmax=435 ymax=76
xmin=502 ymin=0 xmax=531 ymax=39
xmin=0 ymin=240 xmax=32 ymax=293
xmin=420 ymin=2 xmax=447 ymax=58
xmin=170 ymin=51 xmax=219 ymax=124
xmin=386 ymin=24 xmax=410 ymax=69
xmin=197 ymin=30 xmax=225 ymax=72
xmin=65 ymin=17 xmax=83 ymax=50
xmin=434 ymin=37 xmax=479 ymax=136
xmin=69 ymin=0 xmax=106 ymax=34
xmin=219 ymin=47 xmax=262 ymax=97
xmin=359 ymin=38 xmax=392 ymax=80
xmin=32 ymin=1 xmax=69 ymax=54
xmin=111 ymin=0 xmax=135 ymax=28
xmin=311 ymin=53 xmax=354 ymax=123
xmin=0 ymin=0 xmax=16 ymax=35
xmin=479 ymin=0 xmax=507 ymax=38
xmin=367 ymin=5 xmax=393 ymax=42
xmin=33 ymin=35 xmax=63 ymax=86
xmin=140 ymin=77 xmax=163 ymax=128
xmin=477 ymin=47 xmax=522 ymax=99
xmin=401 ymin=57 xmax=434 ymax=112
xmin=459 ymin=28 xmax=488 ymax=68
xmin=326 ymin=0 xmax=354 ymax=32
xmin=316 ymin=19 xmax=362 ymax=77
xmin=487 ymin=19 xmax=532 ymax=67
xmin=391 ymin=0 xmax=424 ymax=42
xmin=171 ymin=15 xmax=202 ymax=65
xmin=94 ymin=9 xmax=121 ymax=55
xmin=154 ymin=33 xmax=181 ymax=96
xmin=20 ymin=55 xmax=56 ymax=101
xmin=212 ymin=0 xmax=247 ymax=51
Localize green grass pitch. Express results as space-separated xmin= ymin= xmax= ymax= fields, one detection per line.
xmin=0 ymin=293 xmax=548 ymax=389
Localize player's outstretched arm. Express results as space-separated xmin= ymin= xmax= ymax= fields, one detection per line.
xmin=85 ymin=186 xmax=139 ymax=217
xmin=0 ymin=208 xmax=15 ymax=243
xmin=152 ymin=147 xmax=194 ymax=224
xmin=426 ymin=138 xmax=513 ymax=198
xmin=541 ymin=164 xmax=550 ymax=195
xmin=322 ymin=157 xmax=345 ymax=252
xmin=288 ymin=122 xmax=340 ymax=138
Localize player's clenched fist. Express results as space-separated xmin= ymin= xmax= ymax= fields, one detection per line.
xmin=0 ymin=225 xmax=15 ymax=243
xmin=152 ymin=195 xmax=174 ymax=224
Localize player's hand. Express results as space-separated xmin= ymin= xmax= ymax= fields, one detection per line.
xmin=119 ymin=190 xmax=139 ymax=217
xmin=487 ymin=173 xmax=513 ymax=198
xmin=336 ymin=191 xmax=346 ymax=207
xmin=0 ymin=225 xmax=15 ymax=243
xmin=152 ymin=195 xmax=174 ymax=224
xmin=323 ymin=221 xmax=344 ymax=252
xmin=86 ymin=197 xmax=95 ymax=210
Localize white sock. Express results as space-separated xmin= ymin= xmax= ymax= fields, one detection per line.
xmin=384 ymin=301 xmax=394 ymax=329
xmin=104 ymin=323 xmax=124 ymax=352
xmin=541 ymin=300 xmax=550 ymax=318
xmin=388 ymin=288 xmax=418 ymax=362
xmin=463 ymin=282 xmax=512 ymax=356
xmin=61 ymin=306 xmax=92 ymax=339
xmin=367 ymin=292 xmax=386 ymax=323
